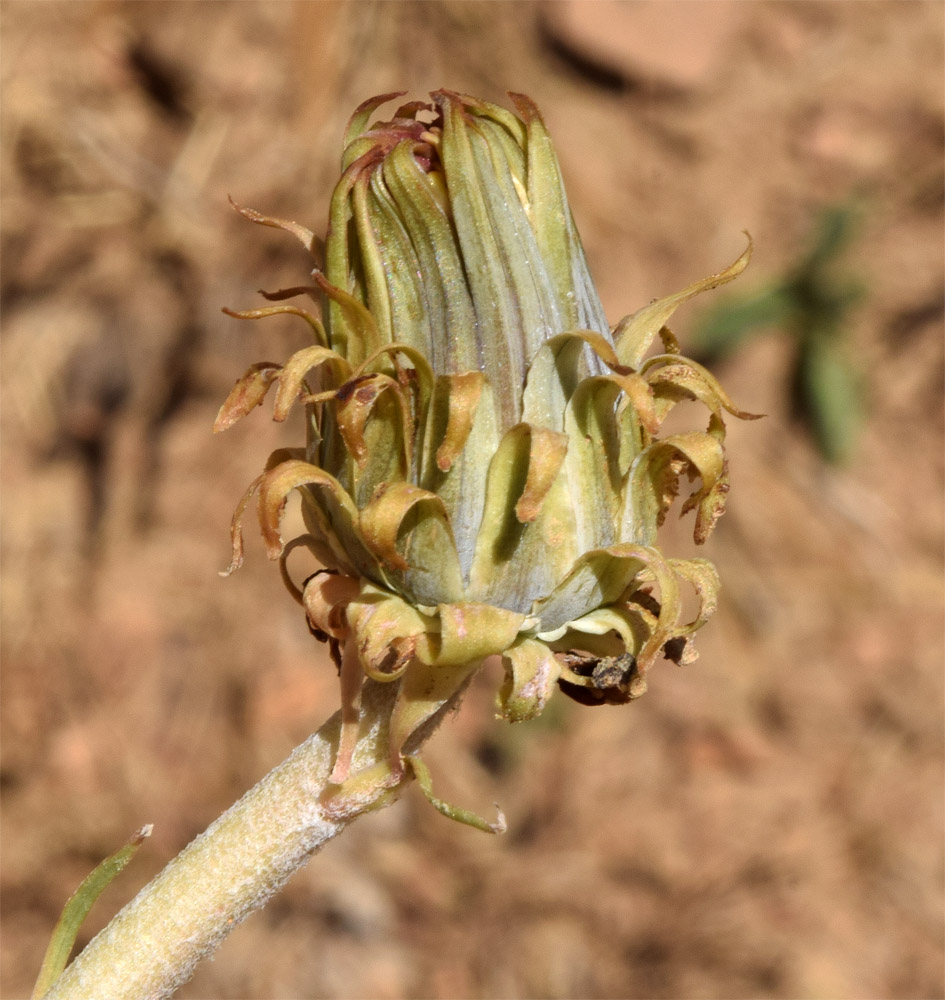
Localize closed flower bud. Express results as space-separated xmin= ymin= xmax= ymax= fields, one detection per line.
xmin=217 ymin=91 xmax=757 ymax=797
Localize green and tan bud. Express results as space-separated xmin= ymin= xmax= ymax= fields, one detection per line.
xmin=217 ymin=91 xmax=756 ymax=800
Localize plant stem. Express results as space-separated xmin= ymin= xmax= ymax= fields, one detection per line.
xmin=42 ymin=680 xmax=414 ymax=1000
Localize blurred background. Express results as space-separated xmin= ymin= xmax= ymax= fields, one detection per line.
xmin=2 ymin=2 xmax=942 ymax=997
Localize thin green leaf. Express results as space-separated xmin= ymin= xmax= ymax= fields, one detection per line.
xmin=406 ymin=756 xmax=506 ymax=834
xmin=32 ymin=825 xmax=152 ymax=999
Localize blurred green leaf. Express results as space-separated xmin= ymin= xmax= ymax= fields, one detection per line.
xmin=796 ymin=335 xmax=862 ymax=466
xmin=692 ymin=201 xmax=867 ymax=464
xmin=695 ymin=287 xmax=794 ymax=359
xmin=805 ymin=202 xmax=860 ymax=273
xmin=31 ymin=825 xmax=152 ymax=999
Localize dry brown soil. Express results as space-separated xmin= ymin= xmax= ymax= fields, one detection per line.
xmin=2 ymin=2 xmax=943 ymax=998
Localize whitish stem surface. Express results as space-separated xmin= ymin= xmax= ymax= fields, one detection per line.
xmin=43 ymin=680 xmax=415 ymax=1000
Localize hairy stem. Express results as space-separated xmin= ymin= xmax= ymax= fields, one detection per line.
xmin=43 ymin=680 xmax=417 ymax=1000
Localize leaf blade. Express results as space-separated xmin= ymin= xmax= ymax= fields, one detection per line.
xmin=32 ymin=825 xmax=152 ymax=999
